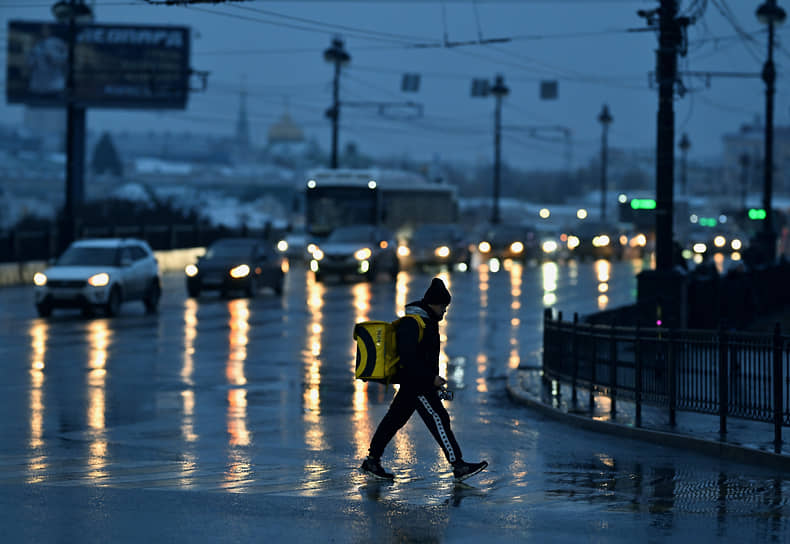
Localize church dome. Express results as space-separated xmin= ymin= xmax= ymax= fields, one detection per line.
xmin=268 ymin=112 xmax=304 ymax=143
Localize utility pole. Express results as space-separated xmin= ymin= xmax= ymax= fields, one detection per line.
xmin=490 ymin=74 xmax=509 ymax=225
xmin=598 ymin=104 xmax=613 ymax=223
xmin=656 ymin=1 xmax=682 ymax=272
xmin=323 ymin=36 xmax=350 ymax=170
xmin=635 ymin=1 xmax=692 ymax=329
xmin=52 ymin=0 xmax=92 ymax=251
xmin=637 ymin=1 xmax=690 ymax=272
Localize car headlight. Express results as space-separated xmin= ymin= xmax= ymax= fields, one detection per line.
xmin=693 ymin=243 xmax=707 ymax=254
xmin=88 ymin=273 xmax=110 ymax=287
xmin=276 ymin=240 xmax=289 ymax=252
xmin=478 ymin=241 xmax=491 ymax=253
xmin=397 ymin=245 xmax=410 ymax=257
xmin=312 ymin=248 xmax=324 ymax=260
xmin=567 ymin=236 xmax=580 ymax=250
xmin=713 ymin=235 xmax=726 ymax=248
xmin=355 ymin=247 xmax=372 ymax=261
xmin=230 ymin=264 xmax=250 ymax=278
xmin=510 ymin=241 xmax=524 ymax=254
xmin=33 ymin=272 xmax=47 ymax=286
xmin=592 ymin=235 xmax=610 ymax=247
xmin=630 ymin=234 xmax=647 ymax=247
xmin=435 ymin=246 xmax=450 ymax=258
xmin=542 ymin=240 xmax=558 ymax=253
xmin=731 ymin=238 xmax=742 ymax=251
xmin=185 ymin=264 xmax=199 ymax=277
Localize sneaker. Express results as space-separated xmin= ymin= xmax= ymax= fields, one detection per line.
xmin=453 ymin=460 xmax=488 ymax=482
xmin=360 ymin=457 xmax=395 ymax=480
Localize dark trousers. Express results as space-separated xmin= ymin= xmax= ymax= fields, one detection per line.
xmin=368 ymin=387 xmax=462 ymax=464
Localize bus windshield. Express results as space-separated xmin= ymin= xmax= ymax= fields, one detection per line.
xmin=306 ymin=186 xmax=377 ymax=237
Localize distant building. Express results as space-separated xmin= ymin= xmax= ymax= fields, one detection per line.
xmin=722 ymin=118 xmax=790 ymax=204
xmin=267 ymin=109 xmax=306 ymax=158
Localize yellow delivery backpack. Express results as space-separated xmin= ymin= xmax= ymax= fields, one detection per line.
xmin=353 ymin=314 xmax=425 ymax=384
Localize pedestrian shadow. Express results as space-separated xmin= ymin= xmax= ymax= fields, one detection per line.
xmin=448 ymin=480 xmax=488 ymax=507
xmin=358 ymin=478 xmax=395 ymax=501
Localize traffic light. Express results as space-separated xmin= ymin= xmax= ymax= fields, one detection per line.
xmin=630 ymin=198 xmax=656 ymax=210
xmin=620 ymin=198 xmax=656 ymax=228
xmin=748 ymin=208 xmax=767 ymax=220
xmin=470 ymin=78 xmax=490 ymax=97
xmin=401 ymin=73 xmax=420 ymax=92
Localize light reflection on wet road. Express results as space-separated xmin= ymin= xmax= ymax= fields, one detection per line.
xmin=0 ymin=257 xmax=789 ymax=541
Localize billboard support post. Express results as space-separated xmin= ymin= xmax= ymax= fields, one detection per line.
xmin=62 ymin=1 xmax=86 ymax=251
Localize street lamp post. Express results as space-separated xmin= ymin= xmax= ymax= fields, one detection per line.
xmin=323 ymin=36 xmax=350 ymax=169
xmin=678 ymin=133 xmax=690 ymax=197
xmin=756 ymin=0 xmax=786 ymax=263
xmin=597 ymin=104 xmax=613 ymax=223
xmin=739 ymin=153 xmax=750 ymax=211
xmin=490 ymin=74 xmax=509 ymax=225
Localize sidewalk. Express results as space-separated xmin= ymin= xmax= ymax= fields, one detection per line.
xmin=507 ymin=366 xmax=790 ymax=470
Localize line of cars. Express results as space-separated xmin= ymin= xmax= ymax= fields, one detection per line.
xmin=32 ymin=220 xmax=636 ymax=318
xmin=295 ymin=220 xmax=638 ymax=284
xmin=32 ymin=236 xmax=286 ymax=318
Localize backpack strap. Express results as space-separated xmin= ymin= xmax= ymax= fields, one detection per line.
xmin=402 ymin=314 xmax=425 ymax=343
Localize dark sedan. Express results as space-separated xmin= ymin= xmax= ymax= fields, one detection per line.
xmin=475 ymin=223 xmax=540 ymax=262
xmin=185 ymin=238 xmax=285 ymax=298
xmin=400 ymin=223 xmax=471 ymax=271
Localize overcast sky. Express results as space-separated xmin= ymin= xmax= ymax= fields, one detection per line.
xmin=1 ymin=0 xmax=787 ymax=170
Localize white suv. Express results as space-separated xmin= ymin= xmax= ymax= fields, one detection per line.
xmin=33 ymin=238 xmax=162 ymax=317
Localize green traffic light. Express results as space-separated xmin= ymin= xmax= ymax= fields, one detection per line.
xmin=630 ymin=198 xmax=656 ymax=210
xmin=748 ymin=208 xmax=766 ymax=220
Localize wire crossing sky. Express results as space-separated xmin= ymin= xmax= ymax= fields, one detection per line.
xmin=0 ymin=0 xmax=786 ymax=170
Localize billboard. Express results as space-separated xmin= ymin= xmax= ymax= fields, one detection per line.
xmin=6 ymin=21 xmax=190 ymax=109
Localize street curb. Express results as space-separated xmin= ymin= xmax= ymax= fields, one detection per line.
xmin=506 ymin=370 xmax=790 ymax=471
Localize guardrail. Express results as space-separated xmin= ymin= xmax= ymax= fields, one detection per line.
xmin=0 ymin=222 xmax=271 ymax=263
xmin=542 ymin=308 xmax=789 ymax=453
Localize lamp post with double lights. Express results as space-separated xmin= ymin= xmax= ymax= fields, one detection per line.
xmin=323 ymin=36 xmax=350 ymax=169
xmin=756 ymin=0 xmax=786 ymax=263
xmin=597 ymin=104 xmax=613 ymax=222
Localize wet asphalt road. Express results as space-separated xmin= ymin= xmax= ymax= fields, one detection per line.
xmin=1 ymin=258 xmax=789 ymax=542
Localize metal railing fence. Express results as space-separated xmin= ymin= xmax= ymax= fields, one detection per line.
xmin=543 ymin=308 xmax=789 ymax=453
xmin=0 ymin=222 xmax=270 ymax=263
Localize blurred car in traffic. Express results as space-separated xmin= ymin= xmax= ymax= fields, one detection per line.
xmin=536 ymin=226 xmax=570 ymax=261
xmin=185 ymin=237 xmax=285 ymax=298
xmin=681 ymin=226 xmax=745 ymax=263
xmin=564 ymin=222 xmax=623 ymax=261
xmin=475 ymin=223 xmax=540 ymax=262
xmin=309 ymin=224 xmax=399 ymax=282
xmin=33 ymin=238 xmax=161 ymax=317
xmin=398 ymin=223 xmax=471 ymax=271
xmin=275 ymin=227 xmax=312 ymax=261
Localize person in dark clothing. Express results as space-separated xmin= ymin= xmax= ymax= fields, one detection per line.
xmin=360 ymin=278 xmax=488 ymax=482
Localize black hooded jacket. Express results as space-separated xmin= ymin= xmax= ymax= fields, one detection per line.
xmin=394 ymin=299 xmax=442 ymax=391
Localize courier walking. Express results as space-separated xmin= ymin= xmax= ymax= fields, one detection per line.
xmin=360 ymin=278 xmax=488 ymax=482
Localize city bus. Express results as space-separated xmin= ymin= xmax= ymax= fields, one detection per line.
xmin=304 ymin=168 xmax=459 ymax=239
